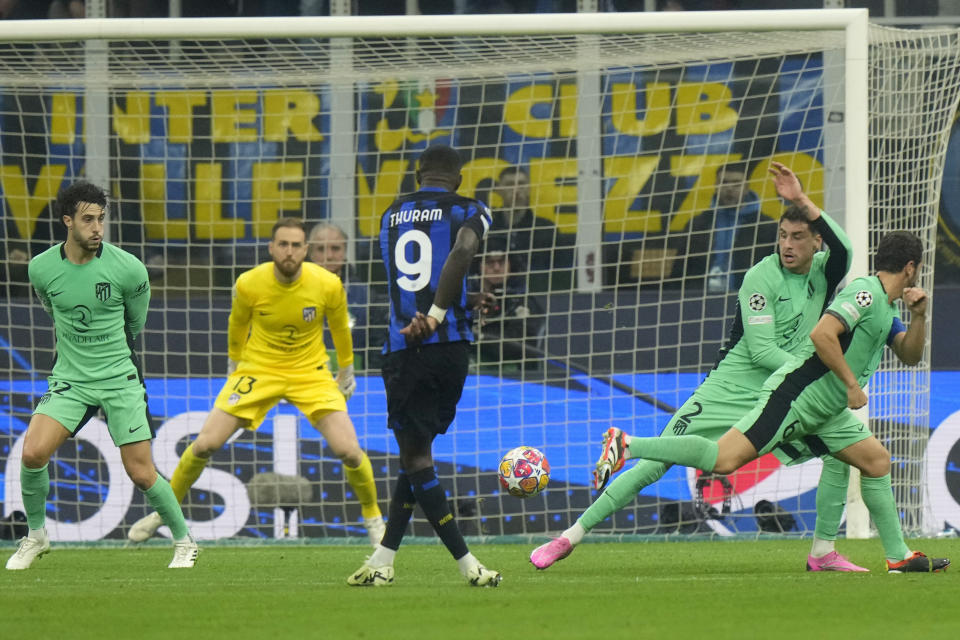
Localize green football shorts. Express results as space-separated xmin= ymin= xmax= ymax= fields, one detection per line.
xmin=33 ymin=377 xmax=154 ymax=447
xmin=736 ymin=394 xmax=871 ymax=465
xmin=660 ymin=376 xmax=763 ymax=442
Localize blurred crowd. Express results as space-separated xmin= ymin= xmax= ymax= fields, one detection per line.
xmin=4 ymin=1 xmax=947 ymax=20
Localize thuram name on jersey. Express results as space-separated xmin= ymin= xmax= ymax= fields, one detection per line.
xmin=389 ymin=207 xmax=444 ymax=227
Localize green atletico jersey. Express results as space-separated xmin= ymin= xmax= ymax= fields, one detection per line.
xmin=781 ymin=275 xmax=902 ymax=418
xmin=28 ymin=241 xmax=151 ymax=388
xmin=707 ymin=211 xmax=852 ymax=392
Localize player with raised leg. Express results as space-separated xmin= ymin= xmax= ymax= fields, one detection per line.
xmin=347 ymin=144 xmax=500 ymax=587
xmin=128 ymin=218 xmax=384 ymax=546
xmin=591 ymin=231 xmax=948 ymax=573
xmin=532 ymin=162 xmax=865 ymax=573
xmin=6 ymin=181 xmax=198 ymax=570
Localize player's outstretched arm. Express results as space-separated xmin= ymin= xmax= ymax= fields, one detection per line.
xmin=811 ymin=313 xmax=866 ymax=409
xmin=769 ymin=161 xmax=820 ymax=221
xmin=890 ymin=287 xmax=928 ymax=366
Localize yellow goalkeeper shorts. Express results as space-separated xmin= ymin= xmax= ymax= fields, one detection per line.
xmin=213 ymin=362 xmax=346 ymax=429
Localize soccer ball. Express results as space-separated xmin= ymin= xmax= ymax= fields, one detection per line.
xmin=498 ymin=446 xmax=550 ymax=498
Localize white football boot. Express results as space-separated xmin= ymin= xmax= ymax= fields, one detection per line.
xmin=347 ymin=560 xmax=395 ymax=586
xmin=168 ymin=535 xmax=199 ymax=568
xmin=5 ymin=528 xmax=51 ymax=570
xmin=128 ymin=511 xmax=163 ymax=543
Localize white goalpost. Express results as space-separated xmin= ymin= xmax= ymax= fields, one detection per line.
xmin=1 ymin=10 xmax=958 ymax=542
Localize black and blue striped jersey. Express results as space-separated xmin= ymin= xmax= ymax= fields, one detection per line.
xmin=379 ymin=186 xmax=491 ymax=353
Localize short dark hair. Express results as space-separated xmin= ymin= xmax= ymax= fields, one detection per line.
xmin=55 ymin=181 xmax=107 ymax=219
xmin=484 ymin=234 xmax=509 ymax=255
xmin=875 ymin=231 xmax=923 ymax=273
xmin=779 ymin=204 xmax=815 ymax=232
xmin=418 ymin=144 xmax=462 ymax=177
xmin=497 ymin=166 xmax=529 ymax=185
xmin=716 ymin=162 xmax=747 ymax=179
xmin=271 ymin=217 xmax=306 ymax=239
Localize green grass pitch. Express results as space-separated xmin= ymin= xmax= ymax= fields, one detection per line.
xmin=2 ymin=538 xmax=958 ymax=639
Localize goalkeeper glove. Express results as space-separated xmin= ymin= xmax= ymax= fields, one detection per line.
xmin=227 ymin=358 xmax=238 ymax=375
xmin=336 ymin=364 xmax=356 ymax=400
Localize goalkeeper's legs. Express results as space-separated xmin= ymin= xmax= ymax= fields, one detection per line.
xmin=128 ymin=408 xmax=244 ymax=542
xmin=315 ymin=410 xmax=384 ymax=546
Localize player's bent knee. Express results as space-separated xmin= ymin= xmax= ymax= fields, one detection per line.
xmin=21 ymin=448 xmax=52 ymax=470
xmin=712 ymin=459 xmax=738 ymax=475
xmin=336 ymin=446 xmax=364 ymax=467
xmin=189 ymin=439 xmax=219 ymax=458
xmin=855 ymin=442 xmax=891 ymax=478
xmin=861 ymin=453 xmax=892 ymax=478
xmin=125 ymin=466 xmax=159 ymax=490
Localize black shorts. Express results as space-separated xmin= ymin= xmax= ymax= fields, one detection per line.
xmin=381 ymin=341 xmax=470 ymax=438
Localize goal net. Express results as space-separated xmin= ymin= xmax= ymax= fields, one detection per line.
xmin=1 ymin=12 xmax=958 ymax=541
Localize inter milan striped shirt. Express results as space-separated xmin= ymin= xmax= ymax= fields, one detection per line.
xmin=379 ymin=185 xmax=492 ymax=353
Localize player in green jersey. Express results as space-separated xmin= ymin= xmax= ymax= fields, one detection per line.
xmin=5 ymin=181 xmax=198 ymax=571
xmin=531 ymin=162 xmax=864 ymax=572
xmin=594 ymin=231 xmax=948 ymax=573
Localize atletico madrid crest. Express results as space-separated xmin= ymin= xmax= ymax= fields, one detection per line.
xmin=302 ymin=306 xmax=316 ymax=322
xmin=95 ymin=282 xmax=111 ymax=302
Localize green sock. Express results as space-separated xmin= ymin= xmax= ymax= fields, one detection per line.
xmin=813 ymin=456 xmax=849 ymax=541
xmin=859 ymin=473 xmax=910 ymax=561
xmin=627 ymin=436 xmax=719 ymax=471
xmin=20 ymin=464 xmax=50 ymax=530
xmin=580 ymin=459 xmax=668 ymax=530
xmin=144 ymin=474 xmax=189 ymax=540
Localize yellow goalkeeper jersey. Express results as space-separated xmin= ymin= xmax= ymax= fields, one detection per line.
xmin=227 ymin=261 xmax=353 ymax=371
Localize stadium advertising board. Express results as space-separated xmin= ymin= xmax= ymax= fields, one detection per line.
xmin=2 ymin=63 xmax=825 ymax=250
xmin=1 ymin=374 xmax=959 ymax=540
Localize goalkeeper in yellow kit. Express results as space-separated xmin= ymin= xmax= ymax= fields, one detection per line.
xmin=128 ymin=217 xmax=384 ymax=545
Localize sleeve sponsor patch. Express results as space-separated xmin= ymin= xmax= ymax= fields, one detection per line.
xmin=748 ymin=315 xmax=773 ymax=325
xmin=748 ymin=293 xmax=767 ymax=311
xmin=855 ymin=290 xmax=873 ymax=307
xmin=841 ymin=301 xmax=861 ymax=321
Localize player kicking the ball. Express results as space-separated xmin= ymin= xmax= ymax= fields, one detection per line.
xmin=128 ymin=218 xmax=384 ymax=547
xmin=347 ymin=144 xmax=500 ymax=587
